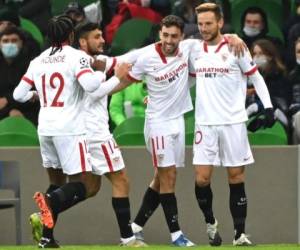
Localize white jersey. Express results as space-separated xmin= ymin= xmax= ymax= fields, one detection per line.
xmin=84 ymin=50 xmax=142 ymax=141
xmin=21 ymin=45 xmax=94 ymax=136
xmin=128 ymin=40 xmax=194 ymax=122
xmin=189 ymin=37 xmax=257 ymax=125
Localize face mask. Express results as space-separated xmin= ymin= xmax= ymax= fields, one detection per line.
xmin=1 ymin=43 xmax=20 ymax=58
xmin=243 ymin=25 xmax=261 ymax=37
xmin=297 ymin=58 xmax=300 ymax=65
xmin=253 ymin=56 xmax=268 ymax=68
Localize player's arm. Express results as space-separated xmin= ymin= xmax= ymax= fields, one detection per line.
xmin=88 ymin=63 xmax=132 ymax=100
xmin=239 ymin=51 xmax=272 ymax=109
xmin=248 ymin=70 xmax=272 ymax=109
xmin=13 ymin=64 xmax=36 ymax=103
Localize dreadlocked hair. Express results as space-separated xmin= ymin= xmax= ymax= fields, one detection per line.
xmin=47 ymin=15 xmax=74 ymax=56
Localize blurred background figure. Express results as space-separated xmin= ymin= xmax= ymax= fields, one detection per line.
xmin=248 ymin=39 xmax=291 ymax=130
xmin=64 ymin=1 xmax=86 ymax=26
xmin=0 ymin=5 xmax=40 ymax=58
xmin=109 ymin=81 xmax=147 ymax=127
xmin=0 ymin=26 xmax=39 ymax=125
xmin=240 ymin=6 xmax=283 ymax=51
xmin=288 ymin=38 xmax=300 ymax=144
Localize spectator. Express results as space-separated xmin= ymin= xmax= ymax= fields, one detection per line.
xmin=0 ymin=26 xmax=39 ymax=124
xmin=288 ymin=38 xmax=300 ymax=143
xmin=240 ymin=6 xmax=284 ymax=50
xmin=283 ymin=0 xmax=300 ymax=41
xmin=249 ymin=39 xmax=291 ymax=128
xmin=0 ymin=5 xmax=40 ymax=59
xmin=64 ymin=1 xmax=86 ymax=26
xmin=109 ymin=81 xmax=147 ymax=126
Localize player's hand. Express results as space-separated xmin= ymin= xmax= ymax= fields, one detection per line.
xmin=114 ymin=63 xmax=132 ymax=81
xmin=226 ymin=34 xmax=247 ymax=57
xmin=263 ymin=108 xmax=275 ymax=128
xmin=247 ymin=108 xmax=275 ymax=132
xmin=0 ymin=97 xmax=8 ymax=110
xmin=91 ymin=58 xmax=106 ymax=72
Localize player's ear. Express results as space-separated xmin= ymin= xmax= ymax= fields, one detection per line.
xmin=79 ymin=37 xmax=86 ymax=48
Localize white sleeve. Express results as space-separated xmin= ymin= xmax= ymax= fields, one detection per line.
xmin=237 ymin=50 xmax=257 ymax=75
xmin=88 ymin=73 xmax=120 ymax=100
xmin=77 ymin=70 xmax=105 ymax=93
xmin=13 ymin=62 xmax=35 ymax=102
xmin=13 ymin=81 xmax=34 ymax=102
xmin=127 ymin=57 xmax=145 ymax=82
xmin=248 ymin=70 xmax=273 ymax=109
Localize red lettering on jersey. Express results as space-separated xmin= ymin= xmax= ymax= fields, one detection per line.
xmin=195 ymin=131 xmax=202 ymax=144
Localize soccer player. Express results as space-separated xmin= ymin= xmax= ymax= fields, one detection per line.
xmin=76 ymin=21 xmax=146 ymax=247
xmin=189 ymin=3 xmax=275 ymax=246
xmin=13 ymin=15 xmax=130 ymax=248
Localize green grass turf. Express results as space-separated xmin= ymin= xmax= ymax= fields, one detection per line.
xmin=0 ymin=245 xmax=299 ymax=250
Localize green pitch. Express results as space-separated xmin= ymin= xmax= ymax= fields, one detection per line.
xmin=0 ymin=245 xmax=299 ymax=250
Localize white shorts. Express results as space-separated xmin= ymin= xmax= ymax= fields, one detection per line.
xmin=88 ymin=137 xmax=125 ymax=175
xmin=144 ymin=116 xmax=185 ymax=168
xmin=39 ymin=135 xmax=91 ymax=175
xmin=193 ymin=123 xmax=254 ymax=167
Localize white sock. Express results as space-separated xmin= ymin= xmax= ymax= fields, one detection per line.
xmin=131 ymin=222 xmax=143 ymax=233
xmin=171 ymin=230 xmax=182 ymax=242
xmin=121 ymin=235 xmax=135 ymax=244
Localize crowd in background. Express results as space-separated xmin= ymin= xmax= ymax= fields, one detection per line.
xmin=0 ymin=0 xmax=300 ymax=143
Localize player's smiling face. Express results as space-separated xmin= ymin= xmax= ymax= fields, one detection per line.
xmin=86 ymin=29 xmax=105 ymax=55
xmin=159 ymin=25 xmax=183 ymax=56
xmin=197 ymin=11 xmax=223 ymax=44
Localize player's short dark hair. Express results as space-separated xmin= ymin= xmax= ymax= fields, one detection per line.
xmin=75 ymin=21 xmax=99 ymax=39
xmin=47 ymin=15 xmax=74 ymax=55
xmin=159 ymin=15 xmax=184 ymax=33
xmin=0 ymin=26 xmax=25 ymax=42
xmin=195 ymin=2 xmax=223 ymax=21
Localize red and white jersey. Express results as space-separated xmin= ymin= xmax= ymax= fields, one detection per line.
xmin=128 ymin=41 xmax=193 ymax=122
xmin=189 ymin=37 xmax=257 ymax=125
xmin=22 ymin=45 xmax=94 ymax=135
xmin=85 ymin=50 xmax=142 ymax=141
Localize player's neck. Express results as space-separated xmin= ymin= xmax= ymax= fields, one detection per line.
xmin=205 ymin=34 xmax=223 ymax=46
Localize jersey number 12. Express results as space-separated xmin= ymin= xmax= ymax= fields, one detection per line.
xmin=41 ymin=72 xmax=64 ymax=107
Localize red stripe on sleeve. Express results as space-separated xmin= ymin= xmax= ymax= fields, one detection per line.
xmin=22 ymin=76 xmax=34 ymax=86
xmin=244 ymin=66 xmax=257 ymax=76
xmin=76 ymin=69 xmax=93 ymax=79
xmin=101 ymin=144 xmax=113 ymax=172
xmin=79 ymin=142 xmax=86 ymax=172
xmin=189 ymin=72 xmax=196 ymax=77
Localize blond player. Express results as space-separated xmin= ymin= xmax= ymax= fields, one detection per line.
xmin=189 ymin=3 xmax=275 ymax=246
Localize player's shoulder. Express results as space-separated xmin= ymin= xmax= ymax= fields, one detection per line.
xmin=180 ymin=39 xmax=202 ymax=49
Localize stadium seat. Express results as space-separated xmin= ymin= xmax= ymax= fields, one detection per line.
xmin=230 ymin=0 xmax=283 ymax=33
xmin=51 ymin=0 xmax=70 ymax=16
xmin=110 ymin=18 xmax=154 ymax=56
xmin=0 ymin=161 xmax=21 ymax=244
xmin=247 ymin=120 xmax=288 ymax=145
xmin=113 ymin=117 xmax=145 ymax=146
xmin=19 ymin=17 xmax=44 ymax=47
xmin=0 ymin=117 xmax=39 ymax=147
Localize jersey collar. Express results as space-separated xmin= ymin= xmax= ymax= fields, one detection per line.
xmin=155 ymin=43 xmax=179 ymax=64
xmin=203 ymin=36 xmax=228 ymax=53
